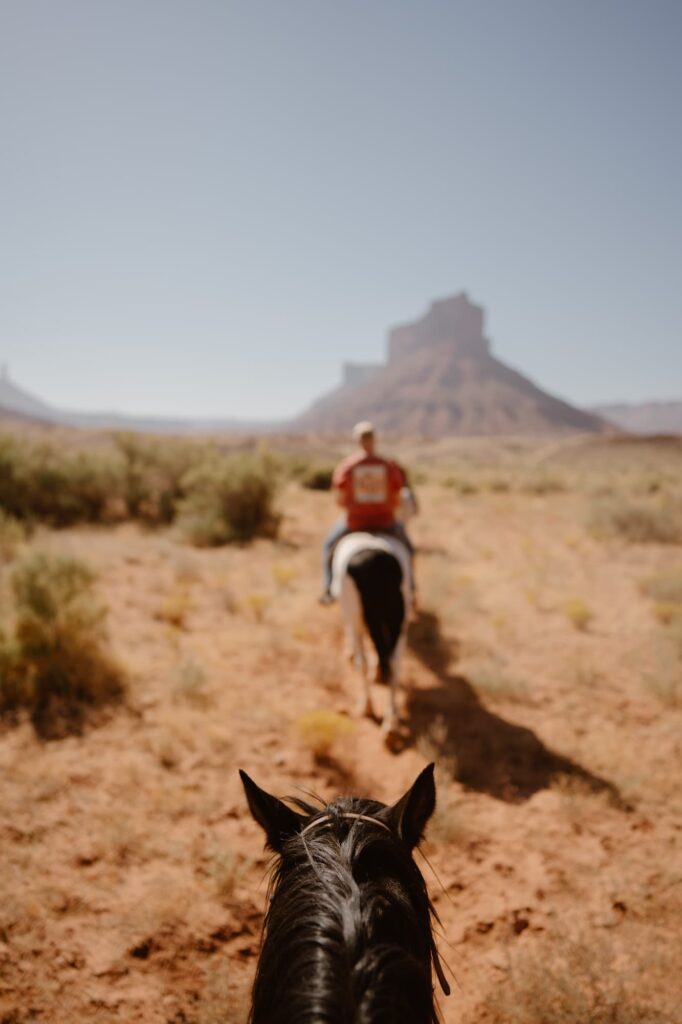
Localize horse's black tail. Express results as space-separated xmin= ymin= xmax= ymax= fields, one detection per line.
xmin=347 ymin=549 xmax=405 ymax=682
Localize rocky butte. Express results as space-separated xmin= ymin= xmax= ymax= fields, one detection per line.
xmin=294 ymin=292 xmax=610 ymax=436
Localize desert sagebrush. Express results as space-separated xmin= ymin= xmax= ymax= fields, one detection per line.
xmin=177 ymin=452 xmax=281 ymax=546
xmin=2 ymin=552 xmax=125 ymax=735
xmin=587 ymin=495 xmax=682 ymax=544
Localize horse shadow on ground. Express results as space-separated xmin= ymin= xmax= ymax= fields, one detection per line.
xmin=406 ymin=610 xmax=628 ymax=808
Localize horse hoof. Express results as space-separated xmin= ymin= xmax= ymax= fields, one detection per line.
xmin=383 ymin=728 xmax=401 ymax=753
xmin=356 ymin=700 xmax=375 ymax=719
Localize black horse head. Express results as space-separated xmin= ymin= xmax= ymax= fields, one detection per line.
xmin=240 ymin=764 xmax=449 ymax=1024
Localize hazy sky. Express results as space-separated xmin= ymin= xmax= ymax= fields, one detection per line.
xmin=1 ymin=0 xmax=680 ymax=419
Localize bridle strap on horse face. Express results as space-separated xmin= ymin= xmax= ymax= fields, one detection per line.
xmin=299 ymin=812 xmax=392 ymax=838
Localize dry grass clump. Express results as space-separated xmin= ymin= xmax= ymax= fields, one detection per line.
xmin=466 ymin=657 xmax=529 ymax=703
xmin=155 ymin=586 xmax=193 ymax=628
xmin=521 ymin=470 xmax=567 ymax=494
xmin=442 ymin=474 xmax=478 ymax=495
xmin=0 ymin=509 xmax=28 ymax=562
xmin=639 ymin=569 xmax=682 ymax=628
xmin=652 ymin=601 xmax=682 ymax=625
xmin=272 ymin=562 xmax=297 ymax=589
xmin=174 ymin=554 xmax=203 ymax=584
xmin=563 ymin=597 xmax=594 ymax=632
xmin=146 ymin=715 xmax=198 ymax=769
xmin=425 ymin=781 xmax=468 ymax=844
xmin=122 ymin=867 xmax=198 ymax=948
xmin=203 ymin=848 xmax=253 ymax=903
xmin=551 ymin=772 xmax=614 ymax=825
xmin=243 ymin=592 xmax=272 ymax=623
xmin=642 ymin=635 xmax=682 ymax=707
xmin=184 ymin=964 xmax=245 ymax=1024
xmin=480 ymin=930 xmax=668 ymax=1024
xmin=587 ymin=494 xmax=682 ymax=544
xmin=417 ymin=716 xmax=459 ymax=782
xmin=172 ymin=653 xmax=209 ymax=705
xmin=630 ymin=472 xmax=669 ymax=496
xmin=0 ymin=552 xmax=125 ymax=735
xmin=296 ymin=710 xmax=355 ymax=760
xmin=416 ymin=720 xmax=468 ymax=843
xmin=569 ymin=658 xmax=601 ymax=689
xmin=177 ymin=453 xmax=281 ymax=546
xmin=639 ymin=568 xmax=682 ymax=604
xmin=487 ymin=475 xmax=511 ymax=493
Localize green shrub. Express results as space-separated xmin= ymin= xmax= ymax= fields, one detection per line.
xmin=299 ymin=464 xmax=334 ymax=491
xmin=0 ymin=628 xmax=26 ymax=714
xmin=1 ymin=553 xmax=125 ymax=735
xmin=285 ymin=456 xmax=333 ymax=490
xmin=0 ymin=431 xmax=281 ymax=535
xmin=31 ymin=448 xmax=124 ymax=525
xmin=0 ymin=434 xmax=124 ymax=526
xmin=587 ymin=496 xmax=682 ymax=544
xmin=177 ymin=453 xmax=281 ymax=546
xmin=0 ymin=434 xmax=26 ymax=517
xmin=113 ymin=432 xmax=199 ymax=524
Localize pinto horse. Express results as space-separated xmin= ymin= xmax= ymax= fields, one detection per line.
xmin=240 ymin=763 xmax=449 ymax=1024
xmin=331 ymin=532 xmax=412 ymax=744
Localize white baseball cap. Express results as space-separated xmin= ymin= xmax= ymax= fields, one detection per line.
xmin=352 ymin=420 xmax=375 ymax=440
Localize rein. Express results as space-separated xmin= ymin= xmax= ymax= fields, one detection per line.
xmin=300 ymin=812 xmax=392 ymax=837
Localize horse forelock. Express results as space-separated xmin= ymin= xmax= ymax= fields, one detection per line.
xmin=251 ymin=796 xmax=440 ymax=1024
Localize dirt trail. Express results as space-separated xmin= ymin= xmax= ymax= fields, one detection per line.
xmin=1 ymin=469 xmax=681 ymax=1022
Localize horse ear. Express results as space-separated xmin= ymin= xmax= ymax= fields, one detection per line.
xmin=239 ymin=770 xmax=304 ymax=853
xmin=388 ymin=763 xmax=436 ymax=849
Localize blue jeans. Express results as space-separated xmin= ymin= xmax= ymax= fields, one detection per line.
xmin=321 ymin=519 xmax=414 ymax=593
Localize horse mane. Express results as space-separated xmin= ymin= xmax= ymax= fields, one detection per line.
xmin=250 ymin=794 xmax=443 ymax=1024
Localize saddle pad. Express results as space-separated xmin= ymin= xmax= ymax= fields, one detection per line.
xmin=330 ymin=532 xmax=412 ymax=601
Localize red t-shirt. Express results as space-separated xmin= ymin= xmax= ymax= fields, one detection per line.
xmin=333 ymin=453 xmax=406 ymax=530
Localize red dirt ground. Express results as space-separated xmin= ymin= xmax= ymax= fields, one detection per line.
xmin=1 ymin=438 xmax=681 ymax=1022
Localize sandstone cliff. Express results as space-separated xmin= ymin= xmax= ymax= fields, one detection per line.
xmin=295 ymin=293 xmax=609 ymax=436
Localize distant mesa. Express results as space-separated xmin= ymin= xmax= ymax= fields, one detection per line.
xmin=294 ymin=292 xmax=611 ymax=436
xmin=0 ymin=294 xmax=676 ymax=436
xmin=591 ymin=400 xmax=682 ymax=436
xmin=389 ymin=292 xmax=490 ymax=362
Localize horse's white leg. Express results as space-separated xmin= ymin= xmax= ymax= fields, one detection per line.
xmin=382 ymin=656 xmax=400 ymax=738
xmin=382 ymin=596 xmax=410 ymax=746
xmin=341 ymin=576 xmax=373 ymax=719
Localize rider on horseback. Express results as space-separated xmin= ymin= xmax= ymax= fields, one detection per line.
xmin=319 ymin=421 xmax=415 ymax=604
